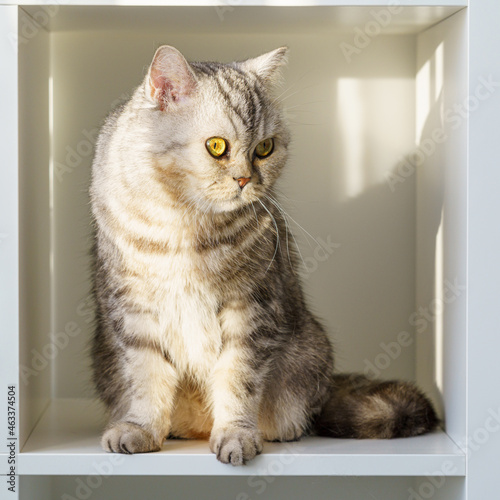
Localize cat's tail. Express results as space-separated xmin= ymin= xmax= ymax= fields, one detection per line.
xmin=314 ymin=374 xmax=439 ymax=439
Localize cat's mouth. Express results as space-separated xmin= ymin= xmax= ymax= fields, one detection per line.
xmin=213 ymin=197 xmax=251 ymax=213
xmin=231 ymin=186 xmax=263 ymax=206
xmin=199 ymin=178 xmax=263 ymax=214
xmin=208 ymin=191 xmax=260 ymax=214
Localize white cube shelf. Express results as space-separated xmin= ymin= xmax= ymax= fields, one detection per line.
xmin=2 ymin=1 xmax=500 ymax=499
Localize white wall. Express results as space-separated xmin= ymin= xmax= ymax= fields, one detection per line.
xmin=18 ymin=8 xmax=52 ymax=447
xmin=416 ymin=9 xmax=468 ymax=441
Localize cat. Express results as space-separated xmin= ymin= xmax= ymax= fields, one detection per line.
xmin=90 ymin=45 xmax=438 ymax=465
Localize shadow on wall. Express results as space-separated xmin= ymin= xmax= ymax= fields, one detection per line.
xmin=281 ymin=34 xmax=419 ymax=385
xmin=282 ymin=34 xmax=459 ymax=427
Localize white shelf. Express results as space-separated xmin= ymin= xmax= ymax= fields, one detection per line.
xmin=10 ymin=1 xmax=469 ymax=6
xmin=19 ymin=4 xmax=466 ymax=35
xmin=19 ymin=399 xmax=465 ymax=476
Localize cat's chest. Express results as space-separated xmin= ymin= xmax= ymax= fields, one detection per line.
xmin=161 ymin=284 xmax=222 ymax=376
xmin=129 ymin=251 xmax=224 ymax=376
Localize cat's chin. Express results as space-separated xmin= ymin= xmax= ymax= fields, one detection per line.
xmin=202 ymin=195 xmax=258 ymax=215
xmin=209 ymin=199 xmax=250 ymax=214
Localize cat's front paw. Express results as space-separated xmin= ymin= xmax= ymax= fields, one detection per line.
xmin=210 ymin=426 xmax=263 ymax=465
xmin=102 ymin=422 xmax=161 ymax=454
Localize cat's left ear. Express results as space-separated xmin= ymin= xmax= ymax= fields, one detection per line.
xmin=238 ymin=47 xmax=289 ymax=87
xmin=147 ymin=45 xmax=197 ymax=111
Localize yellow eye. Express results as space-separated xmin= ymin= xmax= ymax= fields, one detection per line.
xmin=206 ymin=137 xmax=227 ymax=158
xmin=255 ymin=138 xmax=274 ymax=158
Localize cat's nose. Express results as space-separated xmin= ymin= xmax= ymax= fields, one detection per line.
xmin=235 ymin=177 xmax=251 ymax=189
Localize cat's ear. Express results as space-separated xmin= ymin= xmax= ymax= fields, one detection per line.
xmin=147 ymin=45 xmax=197 ymax=110
xmin=238 ymin=47 xmax=289 ymax=87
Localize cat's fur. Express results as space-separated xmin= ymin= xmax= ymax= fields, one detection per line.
xmin=90 ymin=46 xmax=438 ymax=465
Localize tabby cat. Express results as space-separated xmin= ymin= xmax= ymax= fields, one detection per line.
xmin=90 ymin=45 xmax=438 ymax=465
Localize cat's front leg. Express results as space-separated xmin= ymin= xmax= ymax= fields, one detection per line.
xmin=209 ymin=336 xmax=268 ymax=465
xmin=101 ymin=343 xmax=178 ymax=454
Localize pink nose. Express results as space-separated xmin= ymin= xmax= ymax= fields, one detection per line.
xmin=236 ymin=177 xmax=251 ymax=189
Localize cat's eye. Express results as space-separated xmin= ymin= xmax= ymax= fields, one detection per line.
xmin=255 ymin=138 xmax=274 ymax=158
xmin=206 ymin=137 xmax=227 ymax=158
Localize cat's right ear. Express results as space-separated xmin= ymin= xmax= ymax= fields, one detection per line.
xmin=146 ymin=46 xmax=197 ymax=111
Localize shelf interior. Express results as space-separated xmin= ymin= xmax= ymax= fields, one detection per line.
xmin=21 ymin=5 xmax=466 ymax=35
xmin=16 ymin=2 xmax=469 ymax=480
xmin=19 ymin=399 xmax=465 ymax=476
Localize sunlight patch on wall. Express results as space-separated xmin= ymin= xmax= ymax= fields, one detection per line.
xmin=416 ymin=58 xmax=430 ymax=143
xmin=337 ymin=77 xmax=364 ymax=199
xmin=435 ymin=42 xmax=444 ymax=108
xmin=416 ymin=42 xmax=444 ymax=143
xmin=435 ymin=208 xmax=444 ymax=393
xmin=49 ymin=73 xmax=56 ymax=394
xmin=337 ymin=76 xmax=416 ymax=201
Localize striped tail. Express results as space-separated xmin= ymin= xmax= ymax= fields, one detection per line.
xmin=314 ymin=374 xmax=439 ymax=439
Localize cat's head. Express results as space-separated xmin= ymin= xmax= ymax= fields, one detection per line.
xmin=138 ymin=45 xmax=290 ymax=214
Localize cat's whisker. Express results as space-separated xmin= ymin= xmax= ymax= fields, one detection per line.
xmin=269 ymin=197 xmax=307 ymax=273
xmin=283 ymin=100 xmax=326 ymax=112
xmin=274 ymin=84 xmax=318 ymax=107
xmin=257 ymin=199 xmax=280 ymax=273
xmin=251 ymin=201 xmax=259 ymax=229
xmin=290 ymin=237 xmax=307 ymax=277
xmin=267 ymin=194 xmax=321 ymax=250
xmin=272 ymin=191 xmax=305 ymax=205
xmin=287 ymin=121 xmax=322 ymax=127
xmin=263 ymin=194 xmax=294 ymax=274
xmin=270 ymin=72 xmax=309 ymax=106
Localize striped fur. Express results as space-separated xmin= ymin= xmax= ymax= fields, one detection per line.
xmin=90 ymin=46 xmax=438 ymax=465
